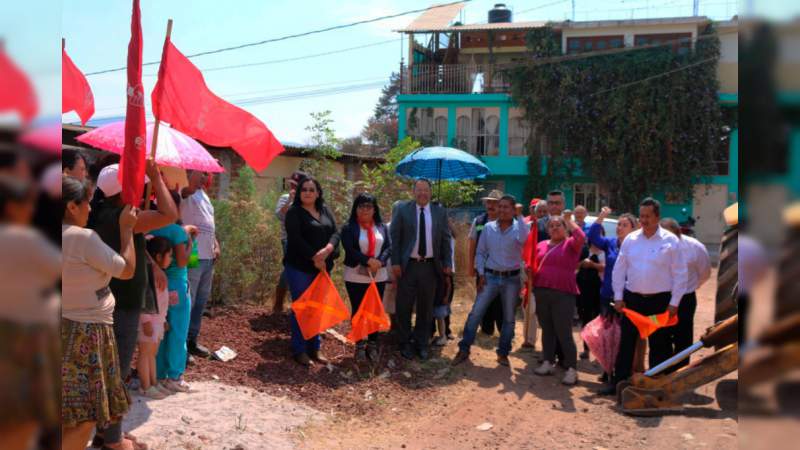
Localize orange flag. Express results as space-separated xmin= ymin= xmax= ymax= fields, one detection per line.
xmin=346 ymin=281 xmax=391 ymax=343
xmin=291 ymin=271 xmax=350 ymax=340
xmin=622 ymin=308 xmax=678 ymax=339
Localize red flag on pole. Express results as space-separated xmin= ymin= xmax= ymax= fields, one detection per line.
xmin=62 ymin=45 xmax=94 ymax=125
xmin=151 ymin=42 xmax=285 ymax=172
xmin=120 ymin=0 xmax=147 ymax=206
xmin=0 ymin=49 xmax=37 ymax=125
xmin=520 ymin=222 xmax=538 ymax=305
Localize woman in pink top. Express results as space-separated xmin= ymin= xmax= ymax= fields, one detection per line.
xmin=531 ymin=213 xmax=585 ymax=386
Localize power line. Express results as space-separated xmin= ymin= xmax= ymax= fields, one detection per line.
xmin=140 ymin=39 xmax=397 ymax=77
xmin=588 ymin=57 xmax=714 ymax=96
xmin=84 ymin=0 xmax=471 ymax=76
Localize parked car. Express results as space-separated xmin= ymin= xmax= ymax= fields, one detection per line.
xmin=584 ymin=215 xmax=619 ymax=238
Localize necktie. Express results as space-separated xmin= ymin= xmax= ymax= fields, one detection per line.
xmin=418 ymin=207 xmax=427 ymax=258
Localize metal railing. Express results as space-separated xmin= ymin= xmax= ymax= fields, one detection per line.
xmin=401 ymin=63 xmax=511 ymax=94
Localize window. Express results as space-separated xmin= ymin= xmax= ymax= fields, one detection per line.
xmin=566 ymin=35 xmax=624 ymax=54
xmin=710 ymin=129 xmax=731 ymax=176
xmin=407 ymin=107 xmax=447 ymax=146
xmin=508 ymin=117 xmax=531 ymax=156
xmin=573 ymin=183 xmax=600 ymax=212
xmin=455 ymin=107 xmax=500 ymax=156
xmin=634 ymin=33 xmax=692 ymax=55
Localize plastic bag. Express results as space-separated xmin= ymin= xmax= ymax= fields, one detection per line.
xmin=580 ymin=314 xmax=621 ymax=374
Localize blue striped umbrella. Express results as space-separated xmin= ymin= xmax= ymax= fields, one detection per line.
xmin=395 ymin=146 xmax=490 ymax=182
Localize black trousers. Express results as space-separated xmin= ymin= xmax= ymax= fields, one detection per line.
xmin=345 ymin=281 xmax=386 ymax=344
xmin=666 ymin=292 xmax=697 ymax=372
xmin=614 ymin=290 xmax=672 ymax=382
xmin=396 ymin=260 xmax=438 ymax=349
xmin=477 ymin=275 xmax=504 ymax=335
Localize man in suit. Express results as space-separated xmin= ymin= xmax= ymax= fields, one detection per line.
xmin=537 ymin=190 xmax=565 ymax=242
xmin=391 ymin=178 xmax=452 ymax=360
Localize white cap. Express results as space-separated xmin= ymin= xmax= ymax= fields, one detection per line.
xmin=40 ymin=162 xmax=62 ymax=198
xmin=97 ymin=163 xmax=150 ymax=197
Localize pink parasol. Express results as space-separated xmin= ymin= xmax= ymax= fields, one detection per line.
xmin=76 ymin=121 xmax=224 ymax=173
xmin=18 ymin=123 xmax=62 ymax=155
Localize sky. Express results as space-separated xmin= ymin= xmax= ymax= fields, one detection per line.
xmin=7 ymin=0 xmax=765 ymax=143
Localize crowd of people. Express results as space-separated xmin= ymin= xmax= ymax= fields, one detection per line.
xmin=274 ymin=174 xmax=712 ymax=395
xmin=60 ymin=149 xmax=220 ymax=450
xmin=54 ymin=145 xmax=714 ymax=449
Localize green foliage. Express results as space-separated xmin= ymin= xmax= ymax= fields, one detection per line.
xmin=360 ymin=137 xmax=481 ymax=213
xmin=299 ymin=111 xmax=355 ymax=223
xmin=212 ymin=166 xmax=282 ymax=304
xmin=362 ymin=72 xmax=400 ymax=148
xmin=508 ymin=25 xmax=724 ymax=212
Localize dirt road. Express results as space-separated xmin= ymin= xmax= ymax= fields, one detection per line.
xmin=301 ymin=269 xmax=737 ymax=450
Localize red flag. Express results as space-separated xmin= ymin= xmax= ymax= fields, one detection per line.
xmin=520 ymin=221 xmax=539 ymax=305
xmin=151 ymin=42 xmax=284 ymax=172
xmin=119 ymin=0 xmax=147 ymax=206
xmin=0 ymin=49 xmax=37 ymax=125
xmin=346 ymin=281 xmax=390 ymax=343
xmin=290 ymin=271 xmax=350 ymax=340
xmin=622 ymin=308 xmax=678 ymax=339
xmin=62 ymin=46 xmax=94 ymax=125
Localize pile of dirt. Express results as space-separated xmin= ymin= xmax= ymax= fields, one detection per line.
xmin=186 ymin=304 xmax=461 ymax=417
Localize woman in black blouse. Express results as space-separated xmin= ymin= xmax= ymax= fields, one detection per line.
xmin=283 ymin=175 xmax=340 ymax=366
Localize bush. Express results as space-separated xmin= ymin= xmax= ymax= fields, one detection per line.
xmin=212 ymin=166 xmax=283 ymax=305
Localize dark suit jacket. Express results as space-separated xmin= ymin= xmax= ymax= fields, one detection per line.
xmin=340 ymin=221 xmax=391 ymax=270
xmin=390 ymin=200 xmax=452 ymax=272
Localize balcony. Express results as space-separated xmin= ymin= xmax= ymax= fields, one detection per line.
xmin=400 ymin=63 xmax=511 ymax=94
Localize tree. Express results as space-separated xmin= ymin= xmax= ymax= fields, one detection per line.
xmin=508 ymin=25 xmax=724 ymax=212
xmin=362 ymin=72 xmax=401 ymax=148
xmin=300 ymin=110 xmax=354 ymax=222
xmin=361 ymin=137 xmax=481 ymax=214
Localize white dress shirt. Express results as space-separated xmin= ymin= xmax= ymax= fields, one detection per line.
xmin=343 ymin=226 xmax=388 ymax=283
xmin=180 ymin=189 xmax=216 ymax=260
xmin=410 ymin=203 xmax=434 ymax=259
xmin=678 ymin=235 xmax=711 ymax=294
xmin=612 ymin=226 xmax=688 ymax=307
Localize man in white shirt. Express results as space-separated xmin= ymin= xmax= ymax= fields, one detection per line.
xmin=181 ymin=170 xmax=220 ymax=359
xmin=660 ymin=218 xmax=711 ymax=371
xmin=605 ymin=198 xmax=687 ymax=393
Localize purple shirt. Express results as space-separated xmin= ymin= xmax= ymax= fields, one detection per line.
xmin=533 ymin=226 xmax=585 ymax=295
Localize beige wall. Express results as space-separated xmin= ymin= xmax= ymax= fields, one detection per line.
xmin=717 ymin=27 xmax=738 ymax=93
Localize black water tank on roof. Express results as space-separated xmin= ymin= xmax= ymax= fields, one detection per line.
xmin=488 ymin=3 xmax=512 ymax=23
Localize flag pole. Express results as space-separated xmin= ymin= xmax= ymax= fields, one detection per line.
xmin=144 ymin=18 xmax=173 ymax=210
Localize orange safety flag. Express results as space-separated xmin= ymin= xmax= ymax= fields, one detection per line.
xmin=346 ymin=281 xmax=390 ymax=343
xmin=622 ymin=308 xmax=678 ymax=339
xmin=290 ymin=271 xmax=350 ymax=340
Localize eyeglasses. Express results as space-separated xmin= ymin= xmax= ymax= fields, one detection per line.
xmin=301 ymin=188 xmax=317 ymax=193
xmin=357 ymin=204 xmax=374 ymax=209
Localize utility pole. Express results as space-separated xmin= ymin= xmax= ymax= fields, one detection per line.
xmin=693 ymin=0 xmax=699 ymax=16
xmin=572 ymin=0 xmax=575 ymax=21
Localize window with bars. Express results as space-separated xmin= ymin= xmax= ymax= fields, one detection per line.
xmin=634 ymin=33 xmax=692 ymax=55
xmin=407 ymin=107 xmax=448 ymax=146
xmin=455 ymin=108 xmax=500 ymax=156
xmin=566 ymin=35 xmax=624 ymax=54
xmin=573 ymin=183 xmax=600 ymax=212
xmin=508 ymin=116 xmax=532 ymax=156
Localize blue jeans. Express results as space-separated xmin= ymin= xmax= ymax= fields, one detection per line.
xmin=285 ymin=265 xmax=321 ymax=356
xmin=458 ymin=274 xmax=520 ymax=356
xmin=187 ymin=259 xmax=214 ymax=343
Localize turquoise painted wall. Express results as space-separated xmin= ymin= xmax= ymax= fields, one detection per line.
xmin=397 ymin=93 xmax=740 ymax=214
